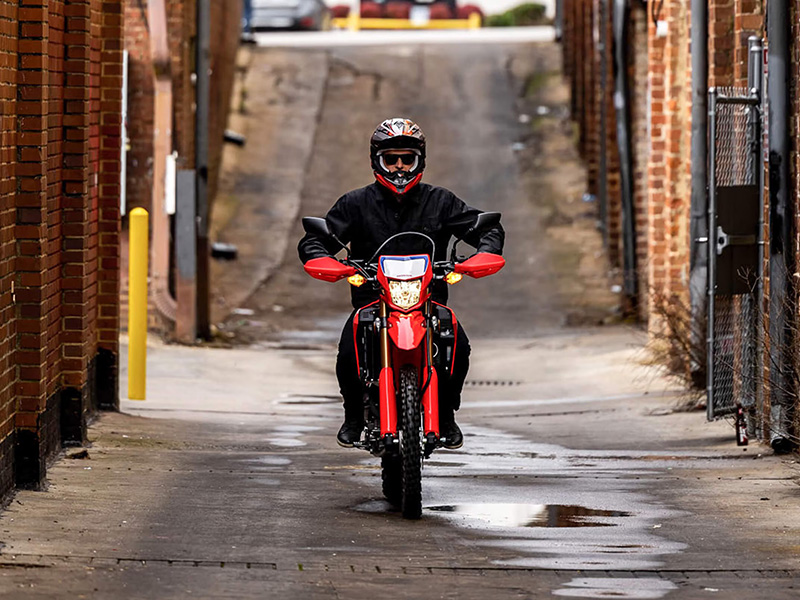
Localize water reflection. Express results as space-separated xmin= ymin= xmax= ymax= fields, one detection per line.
xmin=428 ymin=504 xmax=630 ymax=529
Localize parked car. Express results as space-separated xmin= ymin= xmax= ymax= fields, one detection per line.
xmin=249 ymin=0 xmax=332 ymax=31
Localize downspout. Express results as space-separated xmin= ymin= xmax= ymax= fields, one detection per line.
xmin=612 ymin=0 xmax=637 ymax=310
xmin=766 ymin=0 xmax=794 ymax=452
xmin=689 ymin=0 xmax=709 ymax=384
xmin=196 ymin=0 xmax=211 ymax=340
xmin=148 ymin=0 xmax=178 ymax=327
xmin=597 ymin=0 xmax=609 ymax=244
xmin=555 ymin=0 xmax=564 ymax=40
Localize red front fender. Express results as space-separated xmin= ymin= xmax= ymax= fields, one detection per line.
xmin=387 ymin=312 xmax=427 ymax=350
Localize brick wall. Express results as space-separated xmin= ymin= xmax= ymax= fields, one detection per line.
xmin=0 ymin=0 xmax=122 ymax=495
xmin=629 ymin=3 xmax=649 ymax=319
xmin=0 ymin=1 xmax=18 ymax=498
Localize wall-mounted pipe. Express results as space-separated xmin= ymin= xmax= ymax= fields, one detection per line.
xmin=612 ymin=0 xmax=637 ymax=309
xmin=766 ymin=0 xmax=794 ymax=453
xmin=689 ymin=0 xmax=709 ymax=378
xmin=196 ymin=0 xmax=212 ymax=340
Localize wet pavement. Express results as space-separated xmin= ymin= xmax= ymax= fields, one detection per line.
xmin=3 ymin=36 xmax=800 ymax=600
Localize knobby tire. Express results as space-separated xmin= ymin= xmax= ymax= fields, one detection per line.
xmin=399 ymin=365 xmax=422 ymax=519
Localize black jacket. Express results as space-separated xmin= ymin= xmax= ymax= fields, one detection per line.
xmin=298 ymin=182 xmax=505 ymax=308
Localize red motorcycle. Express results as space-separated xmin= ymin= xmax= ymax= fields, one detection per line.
xmin=302 ymin=212 xmax=505 ymax=518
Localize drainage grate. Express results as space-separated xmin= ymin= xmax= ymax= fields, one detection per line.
xmin=464 ymin=380 xmax=522 ymax=387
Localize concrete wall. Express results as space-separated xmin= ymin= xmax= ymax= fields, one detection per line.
xmin=0 ymin=0 xmax=124 ymax=497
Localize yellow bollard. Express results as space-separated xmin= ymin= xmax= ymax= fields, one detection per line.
xmin=348 ymin=12 xmax=360 ymax=31
xmin=468 ymin=12 xmax=481 ymax=30
xmin=128 ymin=207 xmax=149 ymax=401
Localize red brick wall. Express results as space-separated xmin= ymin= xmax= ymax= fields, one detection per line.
xmin=122 ymin=0 xmax=155 ymax=213
xmin=97 ymin=0 xmax=123 ymax=409
xmin=0 ymin=0 xmax=122 ymax=492
xmin=733 ymin=0 xmax=763 ymax=86
xmin=0 ymin=1 xmax=18 ymax=497
xmin=208 ymin=0 xmax=242 ymax=207
xmin=629 ymin=3 xmax=649 ymax=319
xmin=709 ymin=0 xmax=734 ymax=87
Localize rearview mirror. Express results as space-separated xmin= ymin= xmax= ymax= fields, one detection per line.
xmin=302 ymin=217 xmax=331 ymax=238
xmin=473 ymin=211 xmax=501 ymax=232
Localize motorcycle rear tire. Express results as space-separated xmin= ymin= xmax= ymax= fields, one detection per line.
xmin=399 ymin=365 xmax=422 ymax=519
xmin=381 ymin=455 xmax=402 ymax=507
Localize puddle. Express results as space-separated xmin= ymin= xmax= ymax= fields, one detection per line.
xmin=427 ymin=504 xmax=629 ymax=529
xmin=552 ymin=578 xmax=677 ymax=599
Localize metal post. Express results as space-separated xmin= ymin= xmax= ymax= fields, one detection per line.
xmin=128 ymin=208 xmax=149 ymax=401
xmin=176 ymin=170 xmax=197 ymax=343
xmin=612 ymin=0 xmax=637 ymax=309
xmin=689 ymin=0 xmax=709 ymax=377
xmin=706 ymin=88 xmax=717 ymax=421
xmin=748 ymin=36 xmax=765 ymax=436
xmin=767 ymin=0 xmax=793 ymax=451
xmin=121 ymin=50 xmax=129 ymax=217
xmin=555 ymin=0 xmax=563 ymax=40
xmin=196 ymin=0 xmax=211 ymax=340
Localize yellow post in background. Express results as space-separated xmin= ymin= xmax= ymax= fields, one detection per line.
xmin=128 ymin=207 xmax=149 ymax=400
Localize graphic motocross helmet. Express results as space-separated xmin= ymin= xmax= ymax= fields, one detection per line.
xmin=370 ymin=118 xmax=426 ymax=195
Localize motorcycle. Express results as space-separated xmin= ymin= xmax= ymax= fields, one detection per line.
xmin=301 ymin=212 xmax=505 ymax=519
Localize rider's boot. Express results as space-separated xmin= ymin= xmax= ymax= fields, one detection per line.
xmin=336 ymin=405 xmax=364 ymax=448
xmin=439 ymin=407 xmax=463 ymax=449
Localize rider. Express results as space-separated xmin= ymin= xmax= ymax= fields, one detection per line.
xmin=298 ymin=118 xmax=504 ymax=449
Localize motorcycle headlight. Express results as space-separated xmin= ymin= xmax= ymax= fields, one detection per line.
xmin=388 ymin=279 xmax=422 ymax=309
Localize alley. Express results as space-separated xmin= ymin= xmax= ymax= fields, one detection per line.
xmin=2 ymin=36 xmax=800 ymax=600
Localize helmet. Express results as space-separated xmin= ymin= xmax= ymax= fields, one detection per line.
xmin=370 ymin=118 xmax=426 ymax=195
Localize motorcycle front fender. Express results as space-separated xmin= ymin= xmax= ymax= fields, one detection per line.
xmin=387 ymin=312 xmax=427 ymax=350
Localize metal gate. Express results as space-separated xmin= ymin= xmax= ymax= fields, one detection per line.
xmin=706 ymin=78 xmax=763 ymax=425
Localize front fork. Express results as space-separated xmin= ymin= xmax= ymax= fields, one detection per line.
xmin=378 ymin=300 xmax=440 ymax=442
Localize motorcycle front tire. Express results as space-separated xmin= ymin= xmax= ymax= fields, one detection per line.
xmin=399 ymin=365 xmax=422 ymax=519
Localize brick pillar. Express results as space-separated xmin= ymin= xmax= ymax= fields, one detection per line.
xmin=647 ymin=2 xmax=669 ymax=320
xmin=709 ymin=0 xmax=734 ymax=87
xmin=15 ymin=0 xmax=56 ymax=487
xmin=733 ymin=0 xmax=764 ymax=86
xmin=603 ymin=0 xmax=621 ymax=269
xmin=664 ymin=0 xmax=691 ymax=301
xmin=629 ymin=3 xmax=650 ymax=319
xmin=96 ymin=0 xmax=123 ymax=411
xmin=59 ymin=0 xmax=94 ymax=445
xmin=0 ymin=1 xmax=19 ymax=497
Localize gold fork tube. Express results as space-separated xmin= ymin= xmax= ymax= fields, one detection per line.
xmin=380 ymin=300 xmax=391 ymax=368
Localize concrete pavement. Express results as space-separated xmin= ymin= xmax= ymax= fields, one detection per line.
xmin=1 ymin=331 xmax=799 ymax=598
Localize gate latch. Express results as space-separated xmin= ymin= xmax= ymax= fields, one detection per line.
xmin=716 ymin=226 xmax=757 ymax=255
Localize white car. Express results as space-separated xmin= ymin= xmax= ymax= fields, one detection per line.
xmin=247 ymin=0 xmax=332 ymax=31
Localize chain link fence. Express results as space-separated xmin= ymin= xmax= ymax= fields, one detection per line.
xmin=707 ymin=86 xmax=762 ymax=424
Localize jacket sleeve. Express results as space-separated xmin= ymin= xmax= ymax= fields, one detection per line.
xmin=445 ymin=192 xmax=505 ymax=256
xmin=298 ymin=194 xmax=357 ymax=264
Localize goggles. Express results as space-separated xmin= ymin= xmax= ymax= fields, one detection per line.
xmin=378 ymin=149 xmax=420 ymax=171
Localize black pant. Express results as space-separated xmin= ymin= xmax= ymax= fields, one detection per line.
xmin=336 ymin=308 xmax=471 ymax=421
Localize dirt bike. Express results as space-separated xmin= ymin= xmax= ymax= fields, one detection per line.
xmin=302 ymin=212 xmax=505 ymax=519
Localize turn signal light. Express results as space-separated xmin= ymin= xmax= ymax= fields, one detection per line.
xmin=347 ymin=274 xmax=366 ymax=287
xmin=445 ymin=272 xmax=463 ymax=285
